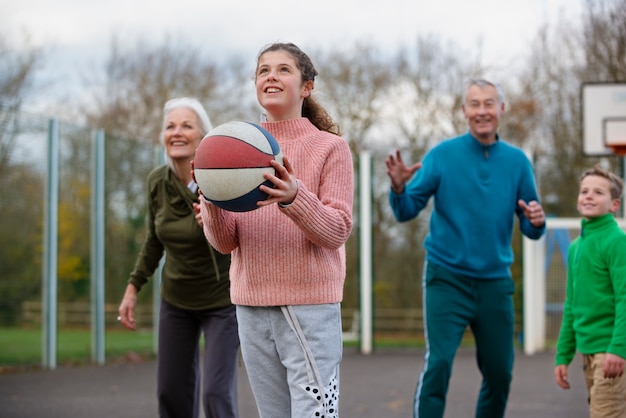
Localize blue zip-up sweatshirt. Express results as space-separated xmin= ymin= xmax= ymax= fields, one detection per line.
xmin=389 ymin=132 xmax=545 ymax=279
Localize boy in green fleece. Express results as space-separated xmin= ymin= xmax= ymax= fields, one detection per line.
xmin=555 ymin=165 xmax=626 ymax=417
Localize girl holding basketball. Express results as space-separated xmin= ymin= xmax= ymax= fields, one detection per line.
xmin=197 ymin=43 xmax=354 ymax=417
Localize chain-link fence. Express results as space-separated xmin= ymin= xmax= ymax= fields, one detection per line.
xmin=1 ymin=106 xmax=575 ymax=368
xmin=0 ymin=106 xmax=161 ymax=367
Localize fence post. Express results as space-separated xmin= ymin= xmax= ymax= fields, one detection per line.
xmin=523 ymin=233 xmax=546 ymax=355
xmin=91 ymin=129 xmax=106 ymax=364
xmin=42 ymin=118 xmax=59 ymax=370
xmin=359 ymin=151 xmax=373 ymax=355
xmin=152 ymin=147 xmax=165 ymax=354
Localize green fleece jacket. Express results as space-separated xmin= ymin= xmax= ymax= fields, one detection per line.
xmin=128 ymin=165 xmax=231 ymax=310
xmin=556 ymin=213 xmax=626 ymax=365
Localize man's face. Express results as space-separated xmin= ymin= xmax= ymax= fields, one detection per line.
xmin=461 ymin=84 xmax=505 ymax=142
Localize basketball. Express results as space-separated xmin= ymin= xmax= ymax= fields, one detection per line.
xmin=194 ymin=121 xmax=283 ymax=212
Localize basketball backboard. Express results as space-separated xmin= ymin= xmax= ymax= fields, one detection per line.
xmin=582 ymin=82 xmax=626 ymax=156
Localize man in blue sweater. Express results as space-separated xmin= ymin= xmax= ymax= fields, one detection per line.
xmin=386 ymin=78 xmax=546 ymax=418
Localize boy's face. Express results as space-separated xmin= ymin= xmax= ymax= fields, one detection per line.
xmin=577 ymin=175 xmax=621 ymax=219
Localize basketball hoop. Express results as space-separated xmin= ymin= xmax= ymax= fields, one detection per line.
xmin=604 ymin=116 xmax=626 ymax=156
xmin=582 ymin=83 xmax=626 ymax=156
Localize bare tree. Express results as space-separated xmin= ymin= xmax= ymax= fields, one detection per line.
xmin=74 ymin=35 xmax=260 ymax=301
xmin=0 ymin=31 xmax=43 ymax=109
xmin=313 ymin=42 xmax=395 ymax=155
xmin=0 ymin=30 xmax=44 ymax=176
xmin=82 ymin=34 xmax=256 ymax=142
xmin=0 ymin=30 xmax=45 ymax=323
xmin=582 ymin=0 xmax=626 ymax=81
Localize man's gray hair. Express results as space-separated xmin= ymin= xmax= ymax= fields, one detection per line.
xmin=464 ymin=78 xmax=505 ymax=104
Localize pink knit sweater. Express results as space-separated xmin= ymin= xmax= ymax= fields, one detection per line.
xmin=199 ymin=118 xmax=354 ymax=306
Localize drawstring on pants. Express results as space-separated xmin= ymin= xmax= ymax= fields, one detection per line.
xmin=280 ymin=305 xmax=326 ymax=407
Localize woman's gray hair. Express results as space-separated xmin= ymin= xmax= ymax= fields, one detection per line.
xmin=160 ymin=97 xmax=213 ymax=174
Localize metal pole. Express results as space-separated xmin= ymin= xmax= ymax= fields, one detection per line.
xmin=523 ymin=233 xmax=546 ymax=355
xmin=359 ymin=151 xmax=373 ymax=355
xmin=42 ymin=119 xmax=59 ymax=370
xmin=152 ymin=147 xmax=165 ymax=354
xmin=91 ymin=129 xmax=106 ymax=364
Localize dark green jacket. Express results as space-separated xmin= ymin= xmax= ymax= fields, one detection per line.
xmin=129 ymin=165 xmax=231 ymax=310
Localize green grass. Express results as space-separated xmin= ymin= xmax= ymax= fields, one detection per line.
xmin=1 ymin=328 xmax=490 ymax=370
xmin=0 ymin=327 xmax=155 ymax=368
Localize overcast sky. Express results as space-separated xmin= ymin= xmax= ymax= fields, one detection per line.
xmin=3 ymin=0 xmax=582 ymax=110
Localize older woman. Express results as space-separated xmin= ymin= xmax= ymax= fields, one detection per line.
xmin=118 ymin=97 xmax=239 ymax=418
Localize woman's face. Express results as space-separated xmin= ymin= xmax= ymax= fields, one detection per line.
xmin=162 ymin=108 xmax=203 ymax=161
xmin=255 ymin=50 xmax=312 ymax=121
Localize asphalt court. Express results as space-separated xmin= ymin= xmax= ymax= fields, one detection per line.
xmin=0 ymin=347 xmax=589 ymax=417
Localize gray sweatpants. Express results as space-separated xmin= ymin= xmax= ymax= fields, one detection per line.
xmin=237 ymin=304 xmax=342 ymax=418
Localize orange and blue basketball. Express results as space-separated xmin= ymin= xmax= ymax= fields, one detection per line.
xmin=194 ymin=121 xmax=283 ymax=212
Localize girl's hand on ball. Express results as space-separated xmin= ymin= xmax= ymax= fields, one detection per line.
xmin=258 ymin=156 xmax=298 ymax=207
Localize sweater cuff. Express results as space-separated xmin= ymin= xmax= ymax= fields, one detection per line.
xmin=128 ymin=279 xmax=143 ymax=293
